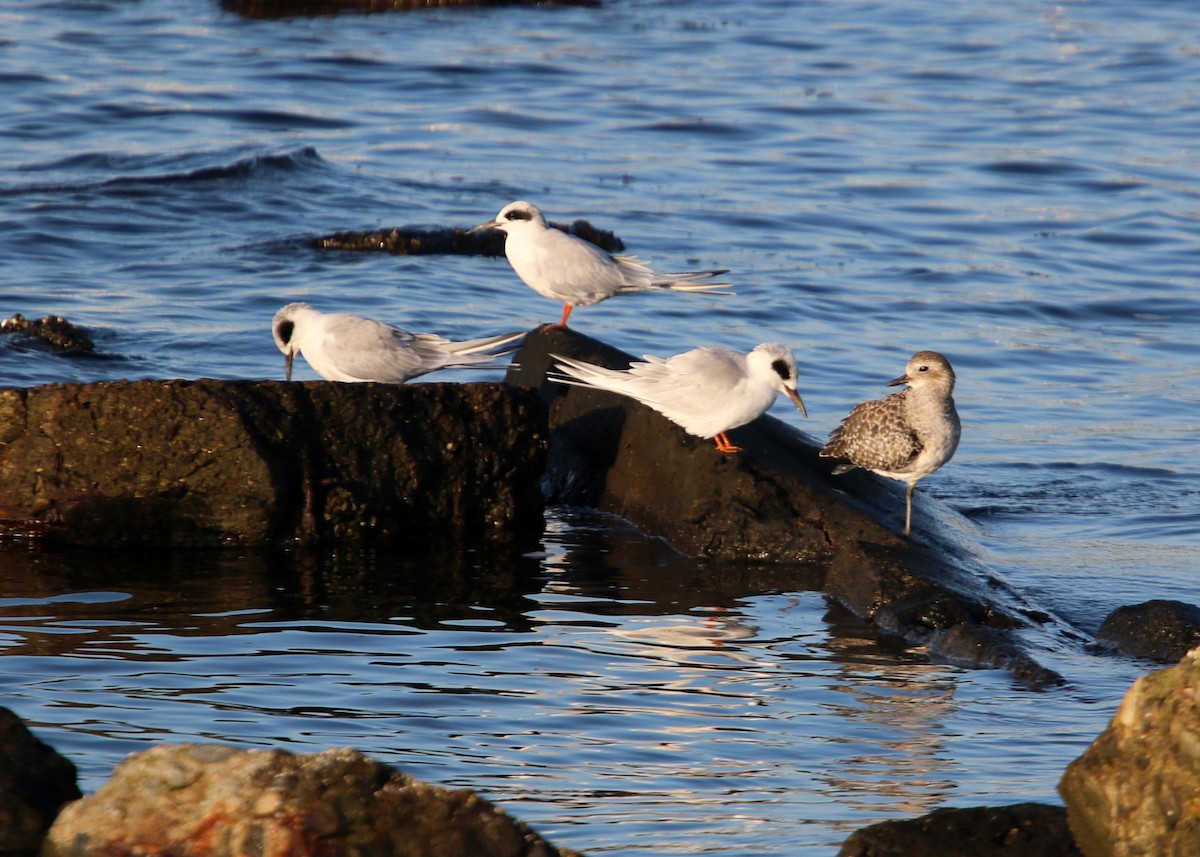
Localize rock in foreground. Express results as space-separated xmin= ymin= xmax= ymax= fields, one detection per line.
xmin=43 ymin=744 xmax=581 ymax=857
xmin=1058 ymin=647 xmax=1200 ymax=857
xmin=0 ymin=380 xmax=546 ymax=548
xmin=0 ymin=707 xmax=81 ymax=857
xmin=837 ymin=802 xmax=1082 ymax=857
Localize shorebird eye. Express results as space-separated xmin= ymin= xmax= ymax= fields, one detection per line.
xmin=918 ymin=364 xmax=929 ymax=372
xmin=276 ymin=320 xmax=294 ymax=345
xmin=771 ymin=358 xmax=791 ymax=381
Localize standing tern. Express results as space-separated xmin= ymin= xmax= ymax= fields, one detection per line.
xmin=467 ymin=200 xmax=732 ymax=327
xmin=819 ymin=350 xmax=960 ymax=537
xmin=271 ymin=302 xmax=523 ymax=383
xmin=551 ymin=343 xmax=806 ymax=453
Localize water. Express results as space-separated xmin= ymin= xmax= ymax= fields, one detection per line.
xmin=1 ymin=0 xmax=1198 ymax=853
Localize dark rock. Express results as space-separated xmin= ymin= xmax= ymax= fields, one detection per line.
xmin=505 ymin=327 xmax=1065 ymax=687
xmin=314 ymin=219 xmax=623 ymax=256
xmin=0 ymin=380 xmax=546 ymax=548
xmin=837 ymin=802 xmax=1082 ymax=857
xmin=0 ymin=313 xmax=94 ymax=354
xmin=225 ymin=0 xmax=599 ymax=17
xmin=42 ymin=744 xmax=582 ymax=857
xmin=0 ymin=707 xmax=81 ymax=857
xmin=1059 ymin=649 xmax=1200 ymax=857
xmin=1096 ymin=599 xmax=1200 ymax=662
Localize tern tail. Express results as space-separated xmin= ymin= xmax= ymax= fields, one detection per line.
xmin=441 ymin=330 xmax=525 ymax=356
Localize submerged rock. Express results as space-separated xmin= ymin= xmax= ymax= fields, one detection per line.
xmin=1096 ymin=599 xmax=1200 ymax=663
xmin=1058 ymin=647 xmax=1200 ymax=857
xmin=314 ymin=219 xmax=623 ymax=257
xmin=42 ymin=744 xmax=581 ymax=857
xmin=0 ymin=313 xmax=94 ymax=353
xmin=837 ymin=803 xmax=1082 ymax=857
xmin=0 ymin=380 xmax=546 ymax=548
xmin=0 ymin=707 xmax=81 ymax=857
xmin=505 ymin=326 xmax=1064 ymax=688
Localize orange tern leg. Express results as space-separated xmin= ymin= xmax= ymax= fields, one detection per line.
xmin=713 ymin=432 xmax=741 ymax=453
xmin=550 ymin=304 xmax=574 ymax=329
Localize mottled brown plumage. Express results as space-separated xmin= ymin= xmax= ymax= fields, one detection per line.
xmin=821 ymin=351 xmax=960 ymax=536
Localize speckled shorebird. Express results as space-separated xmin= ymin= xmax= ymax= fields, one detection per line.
xmin=467 ymin=200 xmax=732 ymax=328
xmin=819 ymin=350 xmax=960 ymax=537
xmin=552 ymin=343 xmax=807 ymax=453
xmin=271 ymin=302 xmax=523 ymax=383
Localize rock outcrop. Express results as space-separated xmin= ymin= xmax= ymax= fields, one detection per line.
xmin=0 ymin=707 xmax=81 ymax=857
xmin=314 ymin=219 xmax=623 ymax=257
xmin=42 ymin=744 xmax=580 ymax=857
xmin=506 ymin=326 xmax=1064 ymax=687
xmin=1058 ymin=647 xmax=1200 ymax=857
xmin=837 ymin=802 xmax=1082 ymax=857
xmin=0 ymin=313 xmax=94 ymax=353
xmin=0 ymin=380 xmax=546 ymax=548
xmin=224 ymin=0 xmax=598 ymax=16
xmin=1096 ymin=599 xmax=1200 ymax=663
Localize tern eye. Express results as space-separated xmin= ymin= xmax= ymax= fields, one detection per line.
xmin=276 ymin=320 xmax=294 ymax=345
xmin=771 ymin=358 xmax=791 ymax=382
xmin=505 ymin=208 xmax=532 ymax=221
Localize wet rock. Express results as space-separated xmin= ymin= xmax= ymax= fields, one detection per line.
xmin=314 ymin=219 xmax=623 ymax=257
xmin=837 ymin=802 xmax=1082 ymax=857
xmin=1096 ymin=599 xmax=1200 ymax=663
xmin=0 ymin=707 xmax=81 ymax=857
xmin=0 ymin=380 xmax=546 ymax=548
xmin=225 ymin=0 xmax=599 ymax=16
xmin=42 ymin=744 xmax=581 ymax=857
xmin=505 ymin=327 xmax=1064 ymax=688
xmin=1058 ymin=647 xmax=1200 ymax=857
xmin=0 ymin=313 xmax=94 ymax=354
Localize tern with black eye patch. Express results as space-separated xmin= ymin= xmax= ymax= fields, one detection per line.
xmin=550 ymin=342 xmax=806 ymax=453
xmin=271 ymin=302 xmax=523 ymax=383
xmin=468 ymin=200 xmax=732 ymax=328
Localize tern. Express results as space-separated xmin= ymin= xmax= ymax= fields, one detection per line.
xmin=271 ymin=302 xmax=523 ymax=383
xmin=468 ymin=200 xmax=732 ymax=327
xmin=551 ymin=343 xmax=806 ymax=453
xmin=819 ymin=351 xmax=961 ymax=537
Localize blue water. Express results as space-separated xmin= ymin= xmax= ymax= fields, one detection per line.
xmin=1 ymin=0 xmax=1198 ymax=853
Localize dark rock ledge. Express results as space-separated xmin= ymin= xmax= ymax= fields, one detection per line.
xmin=0 ymin=379 xmax=547 ymax=548
xmin=224 ymin=0 xmax=599 ymax=19
xmin=313 ymin=218 xmax=624 ymax=258
xmin=506 ymin=326 xmax=1067 ymax=690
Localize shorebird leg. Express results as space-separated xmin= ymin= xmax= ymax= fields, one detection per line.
xmin=903 ymin=484 xmax=915 ymax=537
xmin=713 ymin=432 xmax=741 ymax=454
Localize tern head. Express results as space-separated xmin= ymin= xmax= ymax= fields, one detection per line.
xmin=467 ymin=200 xmax=547 ymax=235
xmin=887 ymin=350 xmax=956 ymax=393
xmin=749 ymin=343 xmax=807 ymax=418
xmin=272 ymin=302 xmax=314 ymax=382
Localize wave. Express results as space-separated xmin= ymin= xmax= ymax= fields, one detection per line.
xmin=1 ymin=146 xmax=328 ymax=198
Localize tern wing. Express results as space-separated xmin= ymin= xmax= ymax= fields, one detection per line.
xmin=403 ymin=331 xmax=517 ymax=378
xmin=511 ymin=228 xmax=627 ymax=304
xmin=553 ymin=348 xmax=747 ymax=436
xmin=321 ymin=315 xmax=430 ymax=383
